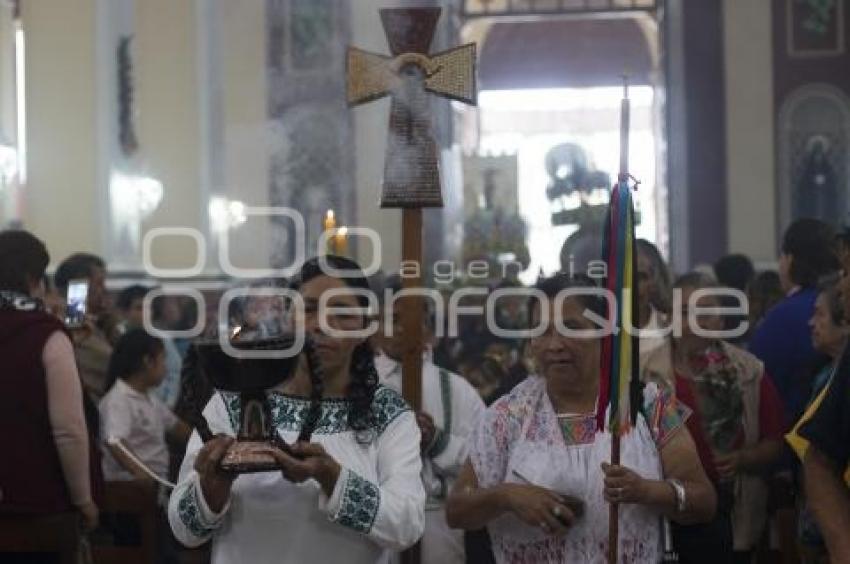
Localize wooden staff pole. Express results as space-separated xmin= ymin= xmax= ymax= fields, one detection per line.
xmin=400 ymin=209 xmax=423 ymax=564
xmin=400 ymin=208 xmax=424 ymax=413
xmin=608 ymin=75 xmax=631 ymax=564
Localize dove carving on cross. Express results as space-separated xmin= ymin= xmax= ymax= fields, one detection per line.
xmin=347 ymin=7 xmax=476 ymax=207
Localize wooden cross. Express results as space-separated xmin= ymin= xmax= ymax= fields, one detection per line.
xmin=347 ymin=8 xmax=476 ymax=413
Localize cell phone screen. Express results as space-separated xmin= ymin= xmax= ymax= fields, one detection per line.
xmin=65 ymin=279 xmax=89 ymax=327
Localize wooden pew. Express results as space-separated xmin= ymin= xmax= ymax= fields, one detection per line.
xmin=90 ymin=480 xmax=158 ymax=564
xmin=0 ymin=512 xmax=80 ymax=564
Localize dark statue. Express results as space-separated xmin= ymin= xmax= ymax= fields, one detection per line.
xmin=794 ymin=136 xmax=840 ymax=225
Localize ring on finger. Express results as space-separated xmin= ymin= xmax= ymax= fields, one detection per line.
xmin=552 ymin=506 xmax=562 ymax=518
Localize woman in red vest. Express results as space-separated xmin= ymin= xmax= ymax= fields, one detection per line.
xmin=0 ymin=230 xmax=99 ymax=557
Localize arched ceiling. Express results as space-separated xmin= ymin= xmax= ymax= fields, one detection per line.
xmin=479 ymin=17 xmax=655 ymax=90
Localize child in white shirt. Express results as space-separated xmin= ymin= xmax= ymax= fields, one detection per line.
xmin=99 ymin=328 xmax=190 ymax=483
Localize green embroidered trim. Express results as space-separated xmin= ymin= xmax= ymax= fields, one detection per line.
xmin=270 ymin=395 xmax=350 ymax=433
xmin=222 ymin=392 xmax=241 ymax=432
xmin=220 ymin=391 xmax=350 ymax=434
xmin=371 ymin=386 xmax=410 ymax=435
xmin=333 ymin=470 xmax=380 ymax=534
xmin=177 ymin=484 xmax=216 ymax=539
xmin=219 ymin=385 xmax=409 ymax=437
xmin=427 ymin=370 xmax=452 ymax=458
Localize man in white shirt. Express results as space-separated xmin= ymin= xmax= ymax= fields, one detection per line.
xmin=373 ymin=277 xmax=486 ymax=564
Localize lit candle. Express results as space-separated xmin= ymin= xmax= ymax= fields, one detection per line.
xmin=324 ymin=210 xmax=336 ymax=254
xmin=335 ymin=226 xmax=349 ymax=256
xmin=324 ymin=209 xmax=336 ymax=232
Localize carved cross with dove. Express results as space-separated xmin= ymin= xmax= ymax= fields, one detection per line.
xmin=346 ymin=8 xmax=477 ymax=422
xmin=347 ymin=7 xmax=477 ymax=208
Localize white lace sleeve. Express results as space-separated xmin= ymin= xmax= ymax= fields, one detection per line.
xmin=470 ymin=398 xmax=517 ymax=487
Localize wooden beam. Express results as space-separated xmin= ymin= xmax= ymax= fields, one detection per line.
xmin=399 ymin=208 xmax=423 ymax=564
xmin=400 ymin=207 xmax=424 ymax=413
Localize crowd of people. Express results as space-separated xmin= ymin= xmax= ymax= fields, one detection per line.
xmin=1 ymin=216 xmax=849 ymax=563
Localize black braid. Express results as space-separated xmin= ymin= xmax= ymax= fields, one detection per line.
xmin=348 ymin=341 xmax=379 ymax=444
xmin=298 ymin=338 xmax=325 ymax=443
xmin=288 ymin=255 xmax=380 ymax=444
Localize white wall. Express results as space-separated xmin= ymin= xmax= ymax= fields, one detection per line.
xmin=217 ymin=0 xmax=270 ymax=273
xmin=22 ymin=0 xmax=209 ymax=271
xmin=134 ymin=0 xmax=205 ymax=271
xmin=112 ymin=0 xmax=270 ymax=275
xmin=723 ymin=0 xmax=776 ymax=263
xmin=20 ymin=0 xmax=454 ymax=275
xmin=0 ymin=2 xmax=13 ymax=148
xmin=21 ymin=0 xmax=100 ymax=263
xmin=0 ymin=0 xmax=17 ymax=226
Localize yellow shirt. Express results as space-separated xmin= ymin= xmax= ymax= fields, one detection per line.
xmin=785 ymin=375 xmax=850 ymax=485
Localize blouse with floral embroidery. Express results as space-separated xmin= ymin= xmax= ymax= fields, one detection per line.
xmin=470 ymin=375 xmax=689 ymax=564
xmin=167 ymin=385 xmax=426 ymax=564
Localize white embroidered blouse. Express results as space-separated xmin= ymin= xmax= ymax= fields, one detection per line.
xmin=470 ymin=375 xmax=689 ymax=564
xmin=168 ymin=386 xmax=426 ymax=564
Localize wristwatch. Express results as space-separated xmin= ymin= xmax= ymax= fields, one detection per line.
xmin=666 ymin=478 xmax=686 ymax=513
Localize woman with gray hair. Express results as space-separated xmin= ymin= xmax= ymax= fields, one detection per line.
xmin=787 ymin=274 xmax=848 ymax=563
xmin=641 ymin=271 xmax=785 ymax=563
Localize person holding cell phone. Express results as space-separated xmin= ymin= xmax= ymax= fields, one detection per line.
xmin=55 ymin=252 xmax=116 ymax=403
xmin=0 ymin=230 xmax=99 ymax=558
xmin=446 ymin=274 xmax=716 ymax=563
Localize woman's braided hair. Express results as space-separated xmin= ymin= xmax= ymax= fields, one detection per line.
xmin=297 ymin=339 xmax=326 ymax=443
xmin=290 ymin=256 xmax=379 ymax=444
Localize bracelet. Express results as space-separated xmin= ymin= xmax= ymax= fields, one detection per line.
xmin=666 ymin=478 xmax=686 ymax=513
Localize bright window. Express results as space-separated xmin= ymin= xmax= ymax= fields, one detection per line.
xmin=477 ymin=86 xmax=658 ymax=283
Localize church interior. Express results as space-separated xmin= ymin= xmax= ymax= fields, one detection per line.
xmin=3 ymin=0 xmax=847 ymax=280
xmin=2 ymin=1 xmax=850 ymax=563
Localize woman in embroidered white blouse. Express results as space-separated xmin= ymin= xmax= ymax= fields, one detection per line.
xmin=446 ymin=274 xmax=715 ymax=563
xmin=168 ymin=256 xmax=426 ymax=563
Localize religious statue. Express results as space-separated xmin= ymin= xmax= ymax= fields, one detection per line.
xmin=462 ymin=167 xmax=530 ymax=280
xmin=794 ymin=135 xmax=839 ymax=224
xmin=192 ymin=334 xmax=324 ymax=473
xmin=242 ymin=399 xmax=267 ymax=441
xmin=546 ymin=142 xmax=611 ymax=227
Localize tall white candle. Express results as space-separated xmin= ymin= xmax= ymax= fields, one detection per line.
xmin=619 ymin=78 xmax=630 ymax=177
